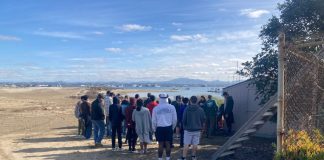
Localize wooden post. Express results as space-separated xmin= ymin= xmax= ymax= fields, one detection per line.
xmin=277 ymin=32 xmax=285 ymax=152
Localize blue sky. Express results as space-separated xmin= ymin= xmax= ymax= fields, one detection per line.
xmin=0 ymin=0 xmax=283 ymax=82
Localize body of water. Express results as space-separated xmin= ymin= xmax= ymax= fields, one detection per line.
xmin=124 ymin=86 xmax=223 ymax=100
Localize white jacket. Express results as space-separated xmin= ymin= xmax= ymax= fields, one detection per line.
xmin=152 ymin=98 xmax=177 ymax=132
xmin=104 ymin=95 xmax=113 ymax=116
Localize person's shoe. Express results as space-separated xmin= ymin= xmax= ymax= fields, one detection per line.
xmin=118 ymin=148 xmax=124 ymax=151
xmin=95 ymin=143 xmax=103 ymax=147
xmin=177 ymin=157 xmax=186 ymax=160
xmin=112 ymin=148 xmax=116 ymax=151
xmin=191 ymin=156 xmax=197 ymax=160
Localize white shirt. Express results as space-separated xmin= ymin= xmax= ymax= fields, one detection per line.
xmin=152 ymin=98 xmax=177 ymax=132
xmin=104 ymin=96 xmax=113 ymax=116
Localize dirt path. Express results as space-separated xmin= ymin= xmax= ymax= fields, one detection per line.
xmin=0 ymin=87 xmax=275 ymax=160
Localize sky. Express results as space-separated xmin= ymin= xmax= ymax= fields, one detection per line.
xmin=0 ymin=0 xmax=283 ymax=82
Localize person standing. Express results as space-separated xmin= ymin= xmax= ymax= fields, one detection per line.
xmin=104 ymin=91 xmax=113 ymax=137
xmin=223 ymin=92 xmax=234 ymax=135
xmin=178 ymin=97 xmax=189 ymax=148
xmin=171 ymin=96 xmax=182 ymax=139
xmin=147 ymin=95 xmax=158 ymax=115
xmin=204 ymin=95 xmax=218 ymax=138
xmin=147 ymin=95 xmax=158 ymax=141
xmin=217 ymin=104 xmax=225 ymax=130
xmin=74 ymin=96 xmax=83 ymax=136
xmin=132 ymin=99 xmax=153 ymax=154
xmin=125 ymin=97 xmax=138 ymax=152
xmin=121 ymin=95 xmax=130 ymax=137
xmin=109 ymin=97 xmax=124 ymax=151
xmin=144 ymin=92 xmax=152 ymax=107
xmin=91 ymin=93 xmax=106 ymax=147
xmin=152 ymin=93 xmax=177 ymax=160
xmin=198 ymin=96 xmax=207 ymax=108
xmin=80 ymin=95 xmax=92 ymax=139
xmin=135 ymin=94 xmax=140 ymax=101
xmin=178 ymin=96 xmax=206 ymax=160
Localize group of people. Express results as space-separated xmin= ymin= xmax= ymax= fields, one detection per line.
xmin=74 ymin=91 xmax=234 ymax=160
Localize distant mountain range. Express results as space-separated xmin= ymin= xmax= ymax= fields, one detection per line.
xmin=156 ymin=78 xmax=233 ymax=86
xmin=0 ymin=78 xmax=239 ymax=87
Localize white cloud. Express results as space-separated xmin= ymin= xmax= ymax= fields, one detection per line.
xmin=170 ymin=34 xmax=208 ymax=42
xmin=118 ymin=24 xmax=152 ymax=32
xmin=34 ymin=31 xmax=85 ymax=39
xmin=240 ymin=9 xmax=270 ymax=18
xmin=69 ymin=57 xmax=106 ymax=63
xmin=216 ymin=30 xmax=258 ymax=41
xmin=193 ymin=72 xmax=210 ymax=75
xmin=92 ymin=31 xmax=104 ymax=35
xmin=172 ymin=22 xmax=183 ymax=26
xmin=105 ymin=47 xmax=122 ymax=53
xmin=0 ymin=35 xmax=21 ymax=41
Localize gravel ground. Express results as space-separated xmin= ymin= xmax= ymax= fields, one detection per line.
xmin=0 ymin=87 xmax=276 ymax=160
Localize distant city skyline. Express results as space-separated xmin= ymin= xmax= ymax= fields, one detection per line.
xmin=0 ymin=0 xmax=283 ymax=82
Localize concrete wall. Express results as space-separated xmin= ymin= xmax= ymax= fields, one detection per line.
xmin=223 ymin=80 xmax=276 ymax=138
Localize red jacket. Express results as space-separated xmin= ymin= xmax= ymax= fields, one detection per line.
xmin=125 ymin=97 xmax=136 ymax=128
xmin=147 ymin=101 xmax=158 ymax=116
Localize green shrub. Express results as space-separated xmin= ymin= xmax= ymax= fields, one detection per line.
xmin=274 ymin=130 xmax=324 ymax=160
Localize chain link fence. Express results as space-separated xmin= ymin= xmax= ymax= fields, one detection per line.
xmin=283 ymin=38 xmax=324 ymax=134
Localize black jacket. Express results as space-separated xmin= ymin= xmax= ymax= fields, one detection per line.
xmin=224 ymin=96 xmax=234 ymax=124
xmin=109 ymin=97 xmax=124 ymax=127
xmin=91 ymin=99 xmax=105 ymax=121
xmin=224 ymin=96 xmax=234 ymax=114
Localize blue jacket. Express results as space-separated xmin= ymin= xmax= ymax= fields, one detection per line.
xmin=178 ymin=103 xmax=188 ymax=127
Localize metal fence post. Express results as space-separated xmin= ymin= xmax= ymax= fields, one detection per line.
xmin=277 ymin=32 xmax=285 ymax=152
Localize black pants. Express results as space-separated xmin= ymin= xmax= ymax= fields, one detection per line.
xmin=126 ymin=128 xmax=137 ymax=151
xmin=180 ymin=127 xmax=184 ymax=147
xmin=112 ymin=125 xmax=122 ymax=148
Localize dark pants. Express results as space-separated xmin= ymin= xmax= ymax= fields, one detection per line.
xmin=180 ymin=127 xmax=184 ymax=147
xmin=206 ymin=116 xmax=217 ymax=137
xmin=126 ymin=128 xmax=137 ymax=151
xmin=225 ymin=118 xmax=233 ymax=133
xmin=112 ymin=125 xmax=122 ymax=148
xmin=83 ymin=117 xmax=92 ymax=139
xmin=225 ymin=112 xmax=234 ymax=134
xmin=106 ymin=116 xmax=111 ymax=136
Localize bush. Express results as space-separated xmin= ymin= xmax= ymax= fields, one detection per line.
xmin=275 ymin=130 xmax=324 ymax=160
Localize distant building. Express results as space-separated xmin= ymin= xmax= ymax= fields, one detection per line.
xmin=223 ymin=80 xmax=276 ymax=138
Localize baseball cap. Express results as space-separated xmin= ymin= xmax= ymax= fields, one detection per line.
xmin=159 ymin=93 xmax=169 ymax=99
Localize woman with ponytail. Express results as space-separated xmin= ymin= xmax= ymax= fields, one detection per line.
xmin=132 ymin=98 xmax=152 ymax=153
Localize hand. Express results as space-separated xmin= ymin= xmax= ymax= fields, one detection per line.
xmin=225 ymin=114 xmax=228 ymax=118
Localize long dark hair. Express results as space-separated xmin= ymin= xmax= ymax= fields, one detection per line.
xmin=136 ymin=98 xmax=144 ymax=111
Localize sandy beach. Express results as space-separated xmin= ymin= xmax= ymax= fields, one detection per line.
xmin=0 ymin=87 xmax=274 ymax=160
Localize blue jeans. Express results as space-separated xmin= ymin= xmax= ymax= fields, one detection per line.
xmin=92 ymin=120 xmax=105 ymax=144
xmin=106 ymin=116 xmax=112 ymax=136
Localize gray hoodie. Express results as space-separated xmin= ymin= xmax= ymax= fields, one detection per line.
xmin=182 ymin=104 xmax=206 ymax=132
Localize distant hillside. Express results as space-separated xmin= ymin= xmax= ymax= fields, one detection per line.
xmin=160 ymin=78 xmax=208 ymax=85
xmin=157 ymin=78 xmax=232 ymax=86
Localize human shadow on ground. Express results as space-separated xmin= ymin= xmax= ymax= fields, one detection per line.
xmin=53 ymin=126 xmax=77 ymax=130
xmin=19 ymin=135 xmax=85 ymax=143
